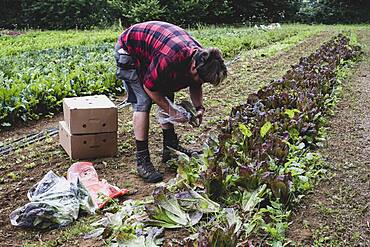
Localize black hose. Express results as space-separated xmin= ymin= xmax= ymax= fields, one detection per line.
xmin=0 ymin=127 xmax=59 ymax=155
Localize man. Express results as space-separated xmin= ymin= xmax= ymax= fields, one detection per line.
xmin=114 ymin=21 xmax=227 ymax=183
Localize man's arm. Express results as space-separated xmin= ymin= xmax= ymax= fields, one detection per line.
xmin=143 ymin=85 xmax=170 ymax=112
xmin=189 ymin=85 xmax=205 ymax=125
xmin=189 ymin=84 xmax=203 ymax=109
xmin=144 ymin=85 xmax=189 ymax=123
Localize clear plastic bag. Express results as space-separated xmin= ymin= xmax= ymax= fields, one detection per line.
xmin=9 ymin=171 xmax=95 ymax=229
xmin=157 ymin=97 xmax=191 ymax=125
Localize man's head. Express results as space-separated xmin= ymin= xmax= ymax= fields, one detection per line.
xmin=191 ymin=48 xmax=227 ymax=86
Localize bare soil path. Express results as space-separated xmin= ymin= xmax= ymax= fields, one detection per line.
xmin=287 ymin=30 xmax=370 ymax=246
xmin=0 ymin=30 xmax=337 ymax=246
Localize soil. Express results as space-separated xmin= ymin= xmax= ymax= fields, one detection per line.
xmin=0 ymin=29 xmax=363 ymax=246
xmin=286 ymin=30 xmax=370 ymax=246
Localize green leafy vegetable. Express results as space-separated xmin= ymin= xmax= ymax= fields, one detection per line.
xmin=260 ymin=121 xmax=273 ymax=138
xmin=239 ymin=123 xmax=252 ymax=138
xmin=284 ymin=109 xmax=300 ymax=119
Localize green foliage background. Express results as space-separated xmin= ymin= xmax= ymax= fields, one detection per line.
xmin=1 ymin=0 xmax=369 ymax=30
xmin=0 ymin=24 xmax=319 ymax=127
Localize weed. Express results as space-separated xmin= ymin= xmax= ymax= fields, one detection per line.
xmin=24 ymin=162 xmax=37 ymax=169
xmin=23 ymin=217 xmax=97 ymax=247
xmin=7 ymin=172 xmax=19 ymax=181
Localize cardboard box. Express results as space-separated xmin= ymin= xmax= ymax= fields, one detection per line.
xmin=59 ymin=121 xmax=117 ymax=160
xmin=63 ymin=95 xmax=117 ymax=134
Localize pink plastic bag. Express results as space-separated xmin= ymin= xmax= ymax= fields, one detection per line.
xmin=67 ymin=162 xmax=128 ymax=209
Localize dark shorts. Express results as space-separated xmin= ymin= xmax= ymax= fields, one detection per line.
xmin=114 ymin=44 xmax=174 ymax=112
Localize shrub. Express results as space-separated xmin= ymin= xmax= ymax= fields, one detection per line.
xmin=0 ymin=0 xmax=22 ymax=29
xmin=123 ymin=0 xmax=166 ymax=24
xmin=21 ymin=0 xmax=118 ymax=29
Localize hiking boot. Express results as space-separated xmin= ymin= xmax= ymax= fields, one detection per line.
xmin=136 ymin=150 xmax=163 ymax=183
xmin=162 ymin=134 xmax=201 ymax=163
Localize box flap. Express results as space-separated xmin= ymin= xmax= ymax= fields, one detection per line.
xmin=63 ymin=95 xmax=116 ymax=110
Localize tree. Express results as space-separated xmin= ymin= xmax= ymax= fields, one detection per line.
xmin=296 ymin=0 xmax=370 ymax=23
xmin=0 ymin=0 xmax=22 ymax=28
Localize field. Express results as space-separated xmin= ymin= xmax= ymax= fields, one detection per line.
xmin=0 ymin=25 xmax=320 ymax=127
xmin=0 ymin=24 xmax=370 ymax=246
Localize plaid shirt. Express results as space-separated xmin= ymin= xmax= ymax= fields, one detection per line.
xmin=117 ymin=21 xmax=202 ymax=93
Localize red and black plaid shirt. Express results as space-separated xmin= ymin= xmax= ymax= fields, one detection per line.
xmin=117 ymin=21 xmax=202 ymax=93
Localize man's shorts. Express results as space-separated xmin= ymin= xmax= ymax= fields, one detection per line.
xmin=114 ymin=43 xmax=152 ymax=112
xmin=114 ymin=44 xmax=175 ymax=112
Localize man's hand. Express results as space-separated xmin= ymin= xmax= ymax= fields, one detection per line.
xmin=195 ymin=109 xmax=204 ymax=125
xmin=189 ymin=85 xmax=204 ymax=127
xmin=195 ymin=105 xmax=205 ymax=126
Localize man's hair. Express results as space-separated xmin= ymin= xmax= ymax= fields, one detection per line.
xmin=193 ymin=48 xmax=227 ymax=86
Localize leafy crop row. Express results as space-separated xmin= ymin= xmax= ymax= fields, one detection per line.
xmin=87 ymin=34 xmax=361 ymax=245
xmin=0 ymin=25 xmax=320 ymax=57
xmin=0 ymin=44 xmax=121 ymax=126
xmin=188 ymin=34 xmax=361 ymax=244
xmin=0 ymin=30 xmax=118 ymax=57
xmin=192 ymin=24 xmax=322 ymax=58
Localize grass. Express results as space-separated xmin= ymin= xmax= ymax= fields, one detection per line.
xmin=23 ymin=216 xmax=98 ymax=247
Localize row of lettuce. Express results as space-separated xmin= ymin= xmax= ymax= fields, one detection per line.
xmin=86 ymin=34 xmax=361 ymax=245
xmin=0 ymin=25 xmax=321 ymax=128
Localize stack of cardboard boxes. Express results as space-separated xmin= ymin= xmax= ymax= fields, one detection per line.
xmin=59 ymin=95 xmax=118 ymax=160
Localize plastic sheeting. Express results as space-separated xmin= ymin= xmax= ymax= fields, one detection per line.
xmin=157 ymin=98 xmax=191 ymax=125
xmin=10 ymin=171 xmax=96 ymax=229
xmin=10 ymin=162 xmax=129 ymax=229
